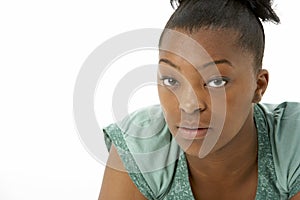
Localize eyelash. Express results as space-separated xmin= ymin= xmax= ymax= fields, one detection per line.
xmin=160 ymin=76 xmax=229 ymax=88
xmin=160 ymin=77 xmax=179 ymax=87
xmin=205 ymin=77 xmax=229 ymax=88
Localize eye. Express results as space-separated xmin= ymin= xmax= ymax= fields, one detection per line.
xmin=206 ymin=77 xmax=228 ymax=88
xmin=161 ymin=77 xmax=179 ymax=87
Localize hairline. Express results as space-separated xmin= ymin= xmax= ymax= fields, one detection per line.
xmin=159 ymin=26 xmax=259 ymax=72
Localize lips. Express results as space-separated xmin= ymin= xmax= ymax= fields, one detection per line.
xmin=177 ymin=126 xmax=210 ymax=140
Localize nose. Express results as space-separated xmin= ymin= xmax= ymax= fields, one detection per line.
xmin=179 ymin=85 xmax=207 ymax=114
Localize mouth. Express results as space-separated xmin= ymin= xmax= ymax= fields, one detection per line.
xmin=176 ymin=126 xmax=210 ymax=140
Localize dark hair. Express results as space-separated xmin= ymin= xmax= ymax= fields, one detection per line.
xmin=161 ymin=0 xmax=280 ymax=70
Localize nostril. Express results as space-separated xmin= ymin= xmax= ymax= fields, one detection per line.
xmin=179 ymin=102 xmax=205 ymax=114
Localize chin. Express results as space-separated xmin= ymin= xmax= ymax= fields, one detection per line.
xmin=175 ymin=137 xmax=205 ymax=157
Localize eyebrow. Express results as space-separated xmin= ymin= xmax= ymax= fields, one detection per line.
xmin=202 ymin=59 xmax=233 ymax=68
xmin=159 ymin=58 xmax=180 ymax=69
xmin=159 ymin=58 xmax=233 ymax=70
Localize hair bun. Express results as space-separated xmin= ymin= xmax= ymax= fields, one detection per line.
xmin=170 ymin=0 xmax=280 ymax=23
xmin=243 ymin=0 xmax=280 ymax=23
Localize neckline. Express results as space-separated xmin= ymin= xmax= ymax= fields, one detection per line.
xmin=176 ymin=104 xmax=277 ymax=199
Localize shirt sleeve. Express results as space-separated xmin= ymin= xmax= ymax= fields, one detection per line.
xmin=267 ymin=102 xmax=300 ymax=199
xmin=102 ymin=105 xmax=181 ymax=200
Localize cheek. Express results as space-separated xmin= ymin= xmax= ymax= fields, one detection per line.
xmin=157 ymin=86 xmax=180 ymax=121
xmin=221 ymin=83 xmax=254 ymax=132
xmin=226 ymin=79 xmax=255 ymax=108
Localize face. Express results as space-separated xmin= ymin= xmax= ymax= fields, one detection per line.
xmin=157 ymin=28 xmax=268 ymax=158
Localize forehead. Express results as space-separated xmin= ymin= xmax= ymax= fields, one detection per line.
xmin=159 ymin=28 xmax=251 ymax=68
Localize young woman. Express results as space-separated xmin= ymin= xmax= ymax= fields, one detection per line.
xmin=99 ymin=0 xmax=300 ymax=199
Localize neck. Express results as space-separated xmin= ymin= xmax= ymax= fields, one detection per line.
xmin=186 ymin=107 xmax=258 ymax=187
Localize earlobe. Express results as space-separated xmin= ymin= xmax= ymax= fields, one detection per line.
xmin=252 ymin=69 xmax=269 ymax=103
xmin=252 ymin=89 xmax=263 ymax=103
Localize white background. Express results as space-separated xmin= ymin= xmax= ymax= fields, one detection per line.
xmin=0 ymin=0 xmax=299 ymax=199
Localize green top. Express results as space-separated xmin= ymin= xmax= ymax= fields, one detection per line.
xmin=103 ymin=102 xmax=300 ymax=199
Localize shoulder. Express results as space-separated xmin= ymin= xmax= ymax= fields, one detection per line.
xmin=103 ymin=104 xmax=170 ymax=153
xmin=99 ymin=145 xmax=148 ymax=200
xmin=257 ymin=102 xmax=300 ymax=198
xmin=102 ymin=105 xmax=181 ymax=199
xmin=258 ymin=102 xmax=300 ymax=141
xmin=118 ymin=104 xmax=166 ymax=139
xmin=259 ymin=101 xmax=300 ymax=118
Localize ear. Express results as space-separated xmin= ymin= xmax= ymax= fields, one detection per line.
xmin=252 ymin=69 xmax=269 ymax=103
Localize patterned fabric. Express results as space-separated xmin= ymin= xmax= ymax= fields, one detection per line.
xmin=103 ymin=103 xmax=300 ymax=199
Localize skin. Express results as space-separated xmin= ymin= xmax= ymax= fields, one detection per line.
xmin=99 ymin=145 xmax=147 ymax=200
xmin=157 ymin=28 xmax=268 ymax=199
xmin=99 ymin=28 xmax=300 ymax=199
